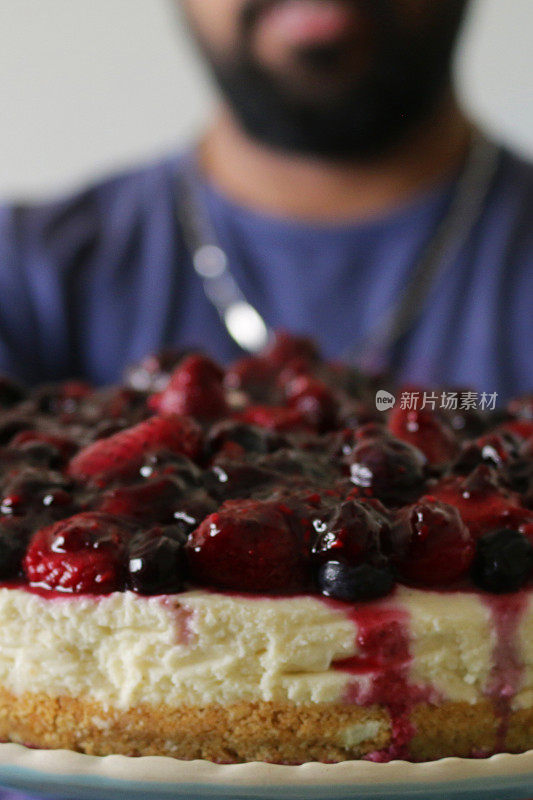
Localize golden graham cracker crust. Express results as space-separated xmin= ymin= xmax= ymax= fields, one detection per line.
xmin=0 ymin=689 xmax=530 ymax=763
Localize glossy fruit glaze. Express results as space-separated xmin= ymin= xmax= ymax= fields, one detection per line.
xmin=0 ymin=331 xmax=527 ymax=602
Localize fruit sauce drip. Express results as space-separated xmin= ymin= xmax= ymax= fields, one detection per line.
xmin=483 ymin=592 xmax=529 ymax=751
xmin=329 ymin=600 xmax=437 ymax=761
xmin=0 ymin=331 xmax=530 ymax=605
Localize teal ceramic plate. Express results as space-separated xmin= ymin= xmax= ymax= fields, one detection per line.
xmin=0 ymin=744 xmax=532 ymax=800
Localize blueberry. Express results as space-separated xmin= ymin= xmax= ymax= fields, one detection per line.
xmin=0 ymin=519 xmax=28 ymax=578
xmin=205 ymin=420 xmax=286 ymax=460
xmin=17 ymin=442 xmax=63 ymax=469
xmin=127 ymin=528 xmax=187 ymax=595
xmin=203 ymin=460 xmax=277 ymax=500
xmin=348 ymin=437 xmax=426 ymax=506
xmin=472 ymin=528 xmax=533 ymax=593
xmin=139 ymin=451 xmax=202 ymax=487
xmin=317 ymin=559 xmax=395 ymax=602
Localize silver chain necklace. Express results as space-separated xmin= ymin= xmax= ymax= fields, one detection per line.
xmin=175 ymin=135 xmax=500 ymax=371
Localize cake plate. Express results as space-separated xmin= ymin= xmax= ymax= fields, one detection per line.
xmin=0 ymin=744 xmax=533 ymax=800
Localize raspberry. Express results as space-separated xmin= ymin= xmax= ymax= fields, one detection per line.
xmin=186 ymin=499 xmax=311 ymax=593
xmin=24 ymin=512 xmax=130 ymax=593
xmin=68 ymin=415 xmax=202 ymax=483
xmin=391 ymin=498 xmax=474 ymax=586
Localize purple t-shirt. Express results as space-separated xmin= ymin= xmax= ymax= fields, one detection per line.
xmin=0 ymin=145 xmax=532 ymax=403
xmin=0 ymin=143 xmax=531 ymax=793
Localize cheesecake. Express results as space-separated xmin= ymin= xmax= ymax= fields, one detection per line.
xmin=0 ymin=333 xmax=531 ymax=763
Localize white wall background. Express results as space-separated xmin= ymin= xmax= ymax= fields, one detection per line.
xmin=0 ymin=0 xmax=532 ymax=200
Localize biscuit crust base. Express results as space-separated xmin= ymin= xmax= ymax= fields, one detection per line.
xmin=0 ymin=689 xmax=530 ymax=763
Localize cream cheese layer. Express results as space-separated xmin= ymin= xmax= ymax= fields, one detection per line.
xmin=0 ymin=586 xmax=528 ymax=711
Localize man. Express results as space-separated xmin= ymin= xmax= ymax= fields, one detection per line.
xmin=0 ymin=0 xmax=531 ymax=400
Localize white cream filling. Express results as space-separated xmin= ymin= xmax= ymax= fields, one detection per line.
xmin=0 ymin=585 xmax=527 ymax=712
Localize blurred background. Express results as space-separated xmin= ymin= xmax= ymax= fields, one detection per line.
xmin=0 ymin=0 xmax=532 ymax=200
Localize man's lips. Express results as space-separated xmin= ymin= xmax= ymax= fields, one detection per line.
xmin=256 ymin=0 xmax=361 ymax=47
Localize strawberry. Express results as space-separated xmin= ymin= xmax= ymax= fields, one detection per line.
xmin=68 ymin=415 xmax=202 ymax=483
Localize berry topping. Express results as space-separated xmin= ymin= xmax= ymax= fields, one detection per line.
xmin=391 ymin=498 xmax=474 ymax=586
xmin=263 ymin=331 xmax=320 ymax=368
xmin=285 ymin=375 xmax=339 ymax=431
xmin=98 ymin=477 xmax=187 ymax=524
xmin=203 ymin=460 xmax=278 ymax=501
xmin=430 ymin=466 xmax=532 ymax=539
xmin=205 ymin=420 xmax=286 ymax=461
xmin=317 ymin=560 xmax=395 ymax=602
xmin=0 ymin=468 xmax=74 ymax=519
xmin=68 ymin=415 xmax=202 ymax=483
xmin=0 ymin=518 xmax=29 ymax=579
xmin=24 ymin=512 xmax=130 ymax=593
xmin=149 ymin=355 xmax=228 ymax=419
xmin=312 ymin=500 xmax=389 ymax=565
xmin=124 ymin=348 xmax=191 ymax=392
xmin=0 ymin=332 xmax=528 ymax=600
xmin=238 ymin=405 xmax=311 ymax=432
xmin=471 ymin=529 xmax=533 ymax=593
xmin=127 ymin=527 xmax=187 ymax=595
xmin=31 ymin=381 xmax=92 ymax=416
xmin=186 ymin=500 xmax=311 ymax=593
xmin=0 ymin=377 xmax=26 ymax=409
xmin=388 ymin=406 xmax=458 ymax=465
xmin=9 ymin=431 xmax=77 ymax=463
xmin=348 ymin=436 xmax=426 ymax=506
xmin=224 ymin=355 xmax=276 ymax=401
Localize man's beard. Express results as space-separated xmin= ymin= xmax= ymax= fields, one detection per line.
xmin=189 ymin=0 xmax=469 ymax=160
